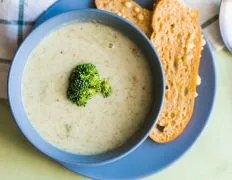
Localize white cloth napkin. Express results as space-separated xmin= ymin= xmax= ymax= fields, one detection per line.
xmin=0 ymin=0 xmax=223 ymax=99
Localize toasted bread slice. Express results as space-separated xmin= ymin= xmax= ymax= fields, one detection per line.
xmin=149 ymin=0 xmax=203 ymax=143
xmin=95 ymin=0 xmax=153 ymax=36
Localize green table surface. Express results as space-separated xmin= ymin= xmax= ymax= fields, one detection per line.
xmin=0 ymin=49 xmax=232 ymax=180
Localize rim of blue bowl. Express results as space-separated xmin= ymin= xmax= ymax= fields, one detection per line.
xmin=7 ymin=9 xmax=165 ymax=166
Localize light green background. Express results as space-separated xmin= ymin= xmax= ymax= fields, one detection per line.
xmin=0 ymin=49 xmax=232 ymax=179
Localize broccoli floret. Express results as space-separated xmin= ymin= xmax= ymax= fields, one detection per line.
xmin=101 ymin=79 xmax=112 ymax=97
xmin=67 ymin=63 xmax=112 ymax=106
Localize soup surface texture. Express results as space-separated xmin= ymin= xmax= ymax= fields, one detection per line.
xmin=22 ymin=22 xmax=153 ymax=154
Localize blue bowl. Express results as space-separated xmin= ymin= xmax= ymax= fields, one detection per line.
xmin=8 ymin=9 xmax=165 ymax=166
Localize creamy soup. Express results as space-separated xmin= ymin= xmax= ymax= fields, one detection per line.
xmin=22 ymin=22 xmax=153 ymax=155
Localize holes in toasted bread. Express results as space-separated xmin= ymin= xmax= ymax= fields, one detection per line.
xmin=159 ymin=24 xmax=163 ymax=31
xmin=156 ymin=124 xmax=165 ymax=132
xmin=165 ymin=93 xmax=168 ymax=99
xmin=184 ymin=87 xmax=189 ymax=96
xmin=170 ymin=81 xmax=173 ymax=87
xmin=171 ymin=112 xmax=175 ymax=118
xmin=174 ymin=60 xmax=178 ymax=71
xmin=169 ymin=53 xmax=172 ymax=61
xmin=171 ymin=24 xmax=175 ymax=33
xmin=166 ymin=85 xmax=169 ymax=90
xmin=175 ymin=124 xmax=180 ymax=129
xmin=165 ymin=64 xmax=169 ymax=71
